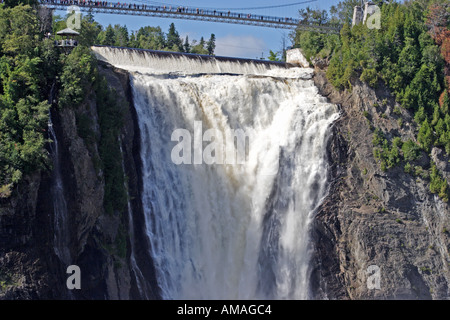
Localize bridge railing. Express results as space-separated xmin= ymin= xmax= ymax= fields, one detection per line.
xmin=40 ymin=0 xmax=342 ymax=33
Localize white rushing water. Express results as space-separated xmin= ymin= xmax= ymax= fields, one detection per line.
xmin=92 ymin=46 xmax=286 ymax=76
xmin=104 ymin=49 xmax=339 ymax=299
xmin=48 ymin=107 xmax=71 ymax=266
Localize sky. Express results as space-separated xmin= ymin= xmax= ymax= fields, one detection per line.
xmin=54 ymin=0 xmax=343 ymax=59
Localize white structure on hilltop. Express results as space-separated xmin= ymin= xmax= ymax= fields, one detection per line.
xmin=352 ymin=5 xmax=364 ymax=26
xmin=352 ymin=1 xmax=379 ymax=27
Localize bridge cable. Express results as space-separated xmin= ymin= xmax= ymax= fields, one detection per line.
xmin=132 ymin=0 xmax=317 ymax=11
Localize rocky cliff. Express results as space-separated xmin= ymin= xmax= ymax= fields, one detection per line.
xmin=311 ymin=68 xmax=450 ymax=299
xmin=0 ymin=62 xmax=159 ymax=300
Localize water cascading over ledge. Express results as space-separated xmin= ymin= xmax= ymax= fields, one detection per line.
xmin=92 ymin=45 xmax=294 ymax=75
xmin=92 ymin=46 xmax=340 ymax=299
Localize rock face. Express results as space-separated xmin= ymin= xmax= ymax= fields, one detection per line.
xmin=286 ymin=48 xmax=310 ymax=68
xmin=311 ymin=70 xmax=450 ymax=299
xmin=0 ymin=62 xmax=159 ymax=300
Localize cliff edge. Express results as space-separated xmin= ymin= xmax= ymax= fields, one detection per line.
xmin=311 ymin=68 xmax=450 ymax=299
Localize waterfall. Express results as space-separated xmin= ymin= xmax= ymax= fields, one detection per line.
xmin=101 ymin=49 xmax=339 ymax=299
xmin=48 ymin=92 xmax=71 ymax=266
xmin=91 ymin=46 xmax=290 ymax=75
xmin=119 ymin=142 xmax=149 ymax=299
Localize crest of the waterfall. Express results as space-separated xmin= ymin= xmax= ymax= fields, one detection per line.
xmin=101 ymin=47 xmax=339 ymax=299
xmin=91 ymin=46 xmax=295 ymax=76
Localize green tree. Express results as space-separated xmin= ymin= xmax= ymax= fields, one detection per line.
xmin=114 ymin=24 xmax=129 ymax=47
xmin=59 ymin=46 xmax=97 ymax=109
xmin=133 ymin=26 xmax=165 ymax=50
xmin=402 ymin=139 xmax=421 ymax=162
xmin=183 ymin=35 xmax=191 ymax=53
xmin=0 ymin=4 xmax=51 ymax=192
xmin=166 ymin=23 xmax=182 ymax=52
xmin=398 ymin=37 xmax=420 ymax=83
xmin=417 ymin=119 xmax=434 ymax=152
xmin=78 ymin=14 xmax=102 ymax=47
xmin=191 ymin=37 xmax=208 ymax=55
xmin=268 ymin=50 xmax=280 ymax=61
xmin=206 ymin=33 xmax=216 ymax=55
xmin=3 ymin=0 xmax=38 ymax=8
xmin=98 ymin=24 xmax=115 ymax=46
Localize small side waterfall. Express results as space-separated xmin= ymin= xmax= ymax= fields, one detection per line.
xmin=48 ymin=84 xmax=71 ymax=266
xmin=48 ymin=112 xmax=71 ymax=266
xmin=119 ymin=142 xmax=148 ymax=299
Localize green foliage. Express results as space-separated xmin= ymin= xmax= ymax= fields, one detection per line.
xmin=57 ymin=44 xmax=127 ymax=215
xmin=372 ymin=128 xmax=385 ymax=146
xmin=363 ymin=110 xmax=370 ymax=119
xmin=268 ymin=50 xmax=280 ymax=61
xmin=206 ymin=34 xmax=216 ymax=56
xmin=78 ymin=13 xmax=102 ymax=47
xmin=98 ymin=24 xmax=115 ymax=46
xmin=360 ymin=68 xmax=378 ymax=88
xmin=98 ymin=22 xmax=216 ymax=55
xmin=0 ymin=4 xmax=52 ymax=192
xmin=373 ymin=134 xmax=401 ymax=171
xmin=183 ymin=35 xmax=190 ymax=53
xmin=3 ymin=0 xmax=38 ymax=8
xmin=300 ymin=1 xmax=450 ymax=201
xmin=166 ymin=22 xmax=182 ymax=52
xmin=430 ymin=164 xmax=449 ymax=202
xmin=58 ymin=46 xmax=97 ymax=109
xmin=414 ymin=165 xmax=429 ymax=180
xmin=128 ymin=26 xmax=165 ymax=50
xmin=311 ymin=1 xmax=446 ymax=151
xmin=402 ymin=139 xmax=421 ymax=162
xmin=191 ymin=37 xmax=208 ymax=55
xmin=417 ymin=119 xmax=434 ymax=152
xmin=404 ymin=162 xmax=412 ymax=173
xmin=95 ymin=77 xmax=127 ymax=215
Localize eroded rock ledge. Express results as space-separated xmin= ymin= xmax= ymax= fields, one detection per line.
xmin=311 ymin=69 xmax=450 ymax=300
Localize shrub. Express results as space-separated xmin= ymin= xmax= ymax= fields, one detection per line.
xmin=404 ymin=162 xmax=412 ymax=173
xmin=402 ymin=139 xmax=421 ymax=162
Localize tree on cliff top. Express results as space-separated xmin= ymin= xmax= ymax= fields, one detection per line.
xmin=0 ymin=4 xmax=53 ymax=195
xmin=2 ymin=0 xmax=38 ymax=8
xmin=166 ymin=22 xmax=183 ymax=52
xmin=207 ymin=34 xmax=216 ymax=56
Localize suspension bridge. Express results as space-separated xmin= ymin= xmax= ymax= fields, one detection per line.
xmin=40 ymin=0 xmax=342 ymax=33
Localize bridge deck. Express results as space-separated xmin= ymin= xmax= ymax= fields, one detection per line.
xmin=41 ymin=1 xmax=341 ymax=33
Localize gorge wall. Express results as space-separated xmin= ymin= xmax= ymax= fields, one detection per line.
xmin=0 ymin=61 xmax=158 ymax=299
xmin=311 ymin=68 xmax=450 ymax=299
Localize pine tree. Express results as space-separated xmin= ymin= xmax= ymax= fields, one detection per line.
xmin=268 ymin=50 xmax=280 ymax=61
xmin=183 ymin=35 xmax=191 ymax=53
xmin=114 ymin=25 xmax=129 ymax=47
xmin=199 ymin=37 xmax=206 ymax=49
xmin=166 ymin=23 xmax=182 ymax=51
xmin=101 ymin=24 xmax=115 ymax=46
xmin=206 ymin=33 xmax=216 ymax=55
xmin=418 ymin=119 xmax=434 ymax=152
